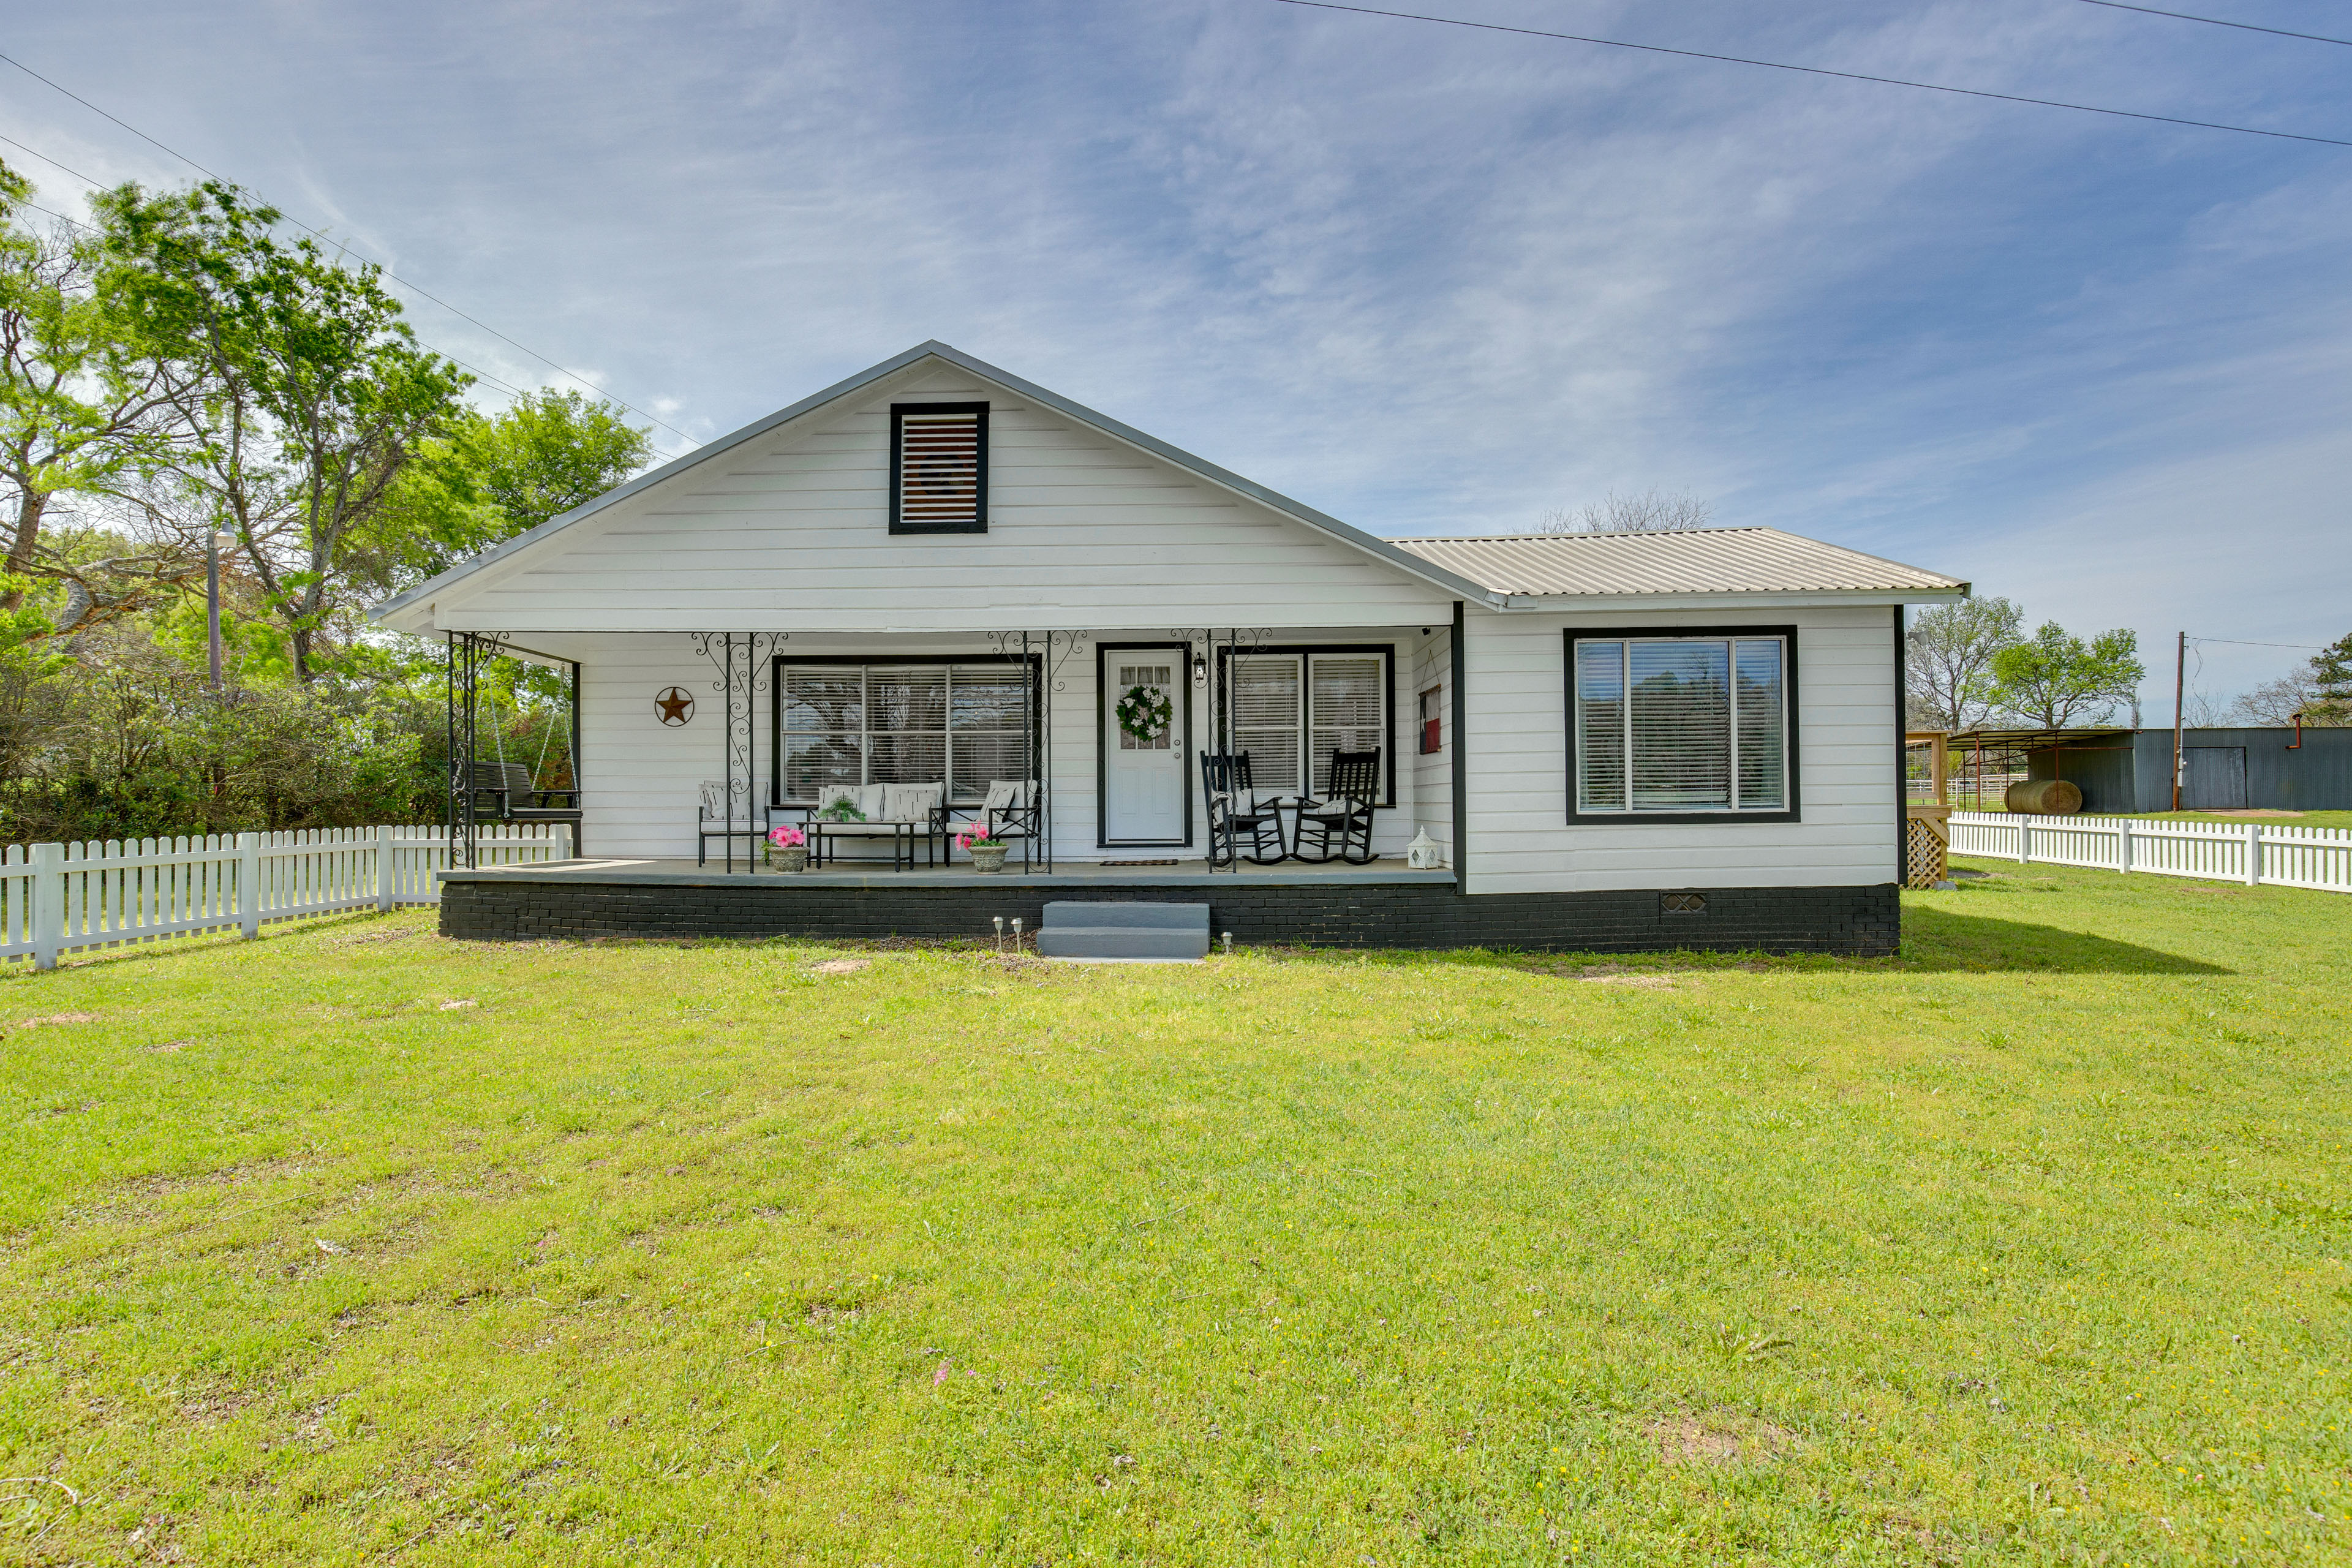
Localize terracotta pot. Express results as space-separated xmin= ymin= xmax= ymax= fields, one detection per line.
xmin=969 ymin=843 xmax=1009 ymax=873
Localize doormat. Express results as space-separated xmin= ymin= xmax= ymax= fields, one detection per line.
xmin=1100 ymin=859 xmax=1184 ymax=867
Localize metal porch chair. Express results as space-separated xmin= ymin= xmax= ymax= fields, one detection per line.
xmin=940 ymin=779 xmax=1042 ymax=871
xmin=696 ymin=778 xmax=772 ymax=867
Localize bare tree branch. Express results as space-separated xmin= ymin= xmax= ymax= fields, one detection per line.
xmin=1539 ymin=488 xmax=1714 ymax=534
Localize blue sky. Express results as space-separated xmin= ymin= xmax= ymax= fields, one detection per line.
xmin=6 ymin=0 xmax=2347 ymax=713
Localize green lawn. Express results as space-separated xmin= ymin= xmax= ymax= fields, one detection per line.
xmin=4 ymin=864 xmax=2349 ymax=1566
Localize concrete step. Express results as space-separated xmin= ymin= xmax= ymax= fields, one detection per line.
xmin=1034 ymin=925 xmax=1210 ymax=960
xmin=1042 ymin=900 xmax=1208 ymax=932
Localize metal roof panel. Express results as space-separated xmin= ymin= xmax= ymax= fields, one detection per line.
xmin=1389 ymin=527 xmax=1965 ymax=598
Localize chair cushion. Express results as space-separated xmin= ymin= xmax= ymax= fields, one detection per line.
xmin=883 ymin=782 xmax=945 ymax=823
xmin=982 ymin=778 xmax=1035 ymax=813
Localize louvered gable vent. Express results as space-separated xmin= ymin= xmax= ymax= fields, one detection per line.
xmin=890 ymin=402 xmax=988 ymax=533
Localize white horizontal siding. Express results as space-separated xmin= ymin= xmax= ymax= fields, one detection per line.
xmin=1460 ymin=606 xmax=1901 ymax=894
xmin=435 ymin=364 xmax=1452 ymax=633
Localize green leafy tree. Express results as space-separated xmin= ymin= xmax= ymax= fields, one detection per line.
xmin=2309 ymin=632 xmax=2352 ymax=724
xmin=0 ymin=160 xmax=196 ymax=620
xmin=1905 ymin=596 xmax=2023 ymax=730
xmin=105 ymin=181 xmax=469 ymax=681
xmin=1990 ymin=622 xmax=2145 ymax=729
xmin=349 ymin=388 xmax=651 ymax=596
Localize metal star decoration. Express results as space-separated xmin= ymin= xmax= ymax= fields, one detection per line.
xmin=654 ymin=687 xmax=695 ymax=726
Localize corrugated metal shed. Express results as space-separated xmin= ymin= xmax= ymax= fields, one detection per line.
xmin=1392 ymin=527 xmax=1964 ymax=598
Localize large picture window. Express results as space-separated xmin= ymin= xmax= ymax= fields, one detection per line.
xmin=1223 ymin=648 xmax=1393 ymax=804
xmin=776 ymin=660 xmax=1031 ymax=803
xmin=1565 ymin=629 xmax=1798 ymax=821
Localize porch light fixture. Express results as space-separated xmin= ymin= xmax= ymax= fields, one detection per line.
xmin=1191 ymin=651 xmax=1208 ymax=688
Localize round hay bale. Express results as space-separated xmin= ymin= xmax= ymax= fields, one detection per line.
xmin=2005 ymin=778 xmax=2083 ymax=815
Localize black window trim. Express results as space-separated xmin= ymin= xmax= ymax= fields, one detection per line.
xmin=1561 ymin=625 xmax=1803 ymax=826
xmin=1214 ymin=643 xmax=1399 ymax=808
xmin=769 ymin=652 xmax=1039 ymax=809
xmin=888 ymin=401 xmax=989 ymax=535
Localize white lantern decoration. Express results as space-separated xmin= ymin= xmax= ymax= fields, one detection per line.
xmin=1407 ymin=827 xmax=1444 ymax=869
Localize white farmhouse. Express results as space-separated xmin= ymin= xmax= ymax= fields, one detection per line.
xmin=371 ymin=342 xmax=1965 ymax=955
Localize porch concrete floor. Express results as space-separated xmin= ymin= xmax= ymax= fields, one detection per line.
xmin=462 ymin=855 xmax=1455 ymax=889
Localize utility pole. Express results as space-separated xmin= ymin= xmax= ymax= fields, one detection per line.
xmin=206 ymin=530 xmax=225 ymax=692
xmin=2171 ymin=630 xmax=2185 ymax=813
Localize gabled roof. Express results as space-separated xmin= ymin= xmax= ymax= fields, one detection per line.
xmin=1390 ymin=527 xmax=1966 ymax=600
xmin=369 ymin=341 xmax=1498 ymax=624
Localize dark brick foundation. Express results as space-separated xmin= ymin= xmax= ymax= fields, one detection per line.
xmin=439 ymin=875 xmax=1898 ymax=956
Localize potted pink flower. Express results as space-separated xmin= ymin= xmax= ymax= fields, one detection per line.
xmin=766 ymin=823 xmax=809 ymax=873
xmin=957 ymin=820 xmax=1008 ymax=874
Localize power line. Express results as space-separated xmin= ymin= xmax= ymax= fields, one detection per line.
xmin=0 ymin=47 xmax=700 ymax=448
xmin=1273 ymin=0 xmax=2352 ymax=148
xmin=0 ymin=132 xmax=105 ymax=190
xmin=2 ymin=137 xmax=688 ymax=458
xmin=2188 ymin=636 xmax=2329 ymax=651
xmin=2072 ymin=0 xmax=2352 ymax=48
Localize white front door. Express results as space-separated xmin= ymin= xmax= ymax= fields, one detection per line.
xmin=1103 ymin=657 xmax=1185 ymax=843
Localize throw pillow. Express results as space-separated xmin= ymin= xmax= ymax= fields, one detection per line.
xmin=883 ymin=782 xmax=944 ymax=823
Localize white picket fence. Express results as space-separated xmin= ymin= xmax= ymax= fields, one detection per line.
xmin=1 ymin=823 xmax=573 ymax=970
xmin=1948 ymin=811 xmax=2352 ymax=894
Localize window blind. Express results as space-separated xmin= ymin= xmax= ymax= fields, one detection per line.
xmin=1231 ymin=655 xmax=1303 ymax=796
xmin=1630 ymin=641 xmax=1730 ymax=809
xmin=951 ymin=666 xmax=1029 ymax=789
xmin=1224 ymin=650 xmax=1391 ymax=801
xmin=1570 ymin=635 xmax=1789 ymax=815
xmin=1310 ymin=655 xmax=1384 ymax=796
xmin=1575 ymin=641 xmax=1626 ymax=810
xmin=1734 ymin=639 xmax=1785 ymax=810
xmin=780 ymin=663 xmax=1030 ymax=801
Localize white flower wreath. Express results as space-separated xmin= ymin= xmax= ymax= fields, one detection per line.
xmin=1115 ymin=683 xmax=1173 ymax=743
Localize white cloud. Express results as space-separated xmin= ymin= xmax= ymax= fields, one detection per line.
xmin=6 ymin=0 xmax=2345 ymax=708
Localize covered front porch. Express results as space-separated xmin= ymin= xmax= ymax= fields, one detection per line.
xmin=443 ymin=624 xmax=1458 ymax=880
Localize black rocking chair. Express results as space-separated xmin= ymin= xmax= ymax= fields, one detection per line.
xmin=1292 ymin=748 xmax=1381 ymax=864
xmin=1201 ymin=751 xmax=1287 ymax=866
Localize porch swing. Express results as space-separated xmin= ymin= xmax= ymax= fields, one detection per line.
xmin=469 ymin=689 xmax=582 ymax=830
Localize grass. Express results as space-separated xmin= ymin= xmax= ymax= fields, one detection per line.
xmin=2 ymin=863 xmax=2349 ymax=1566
